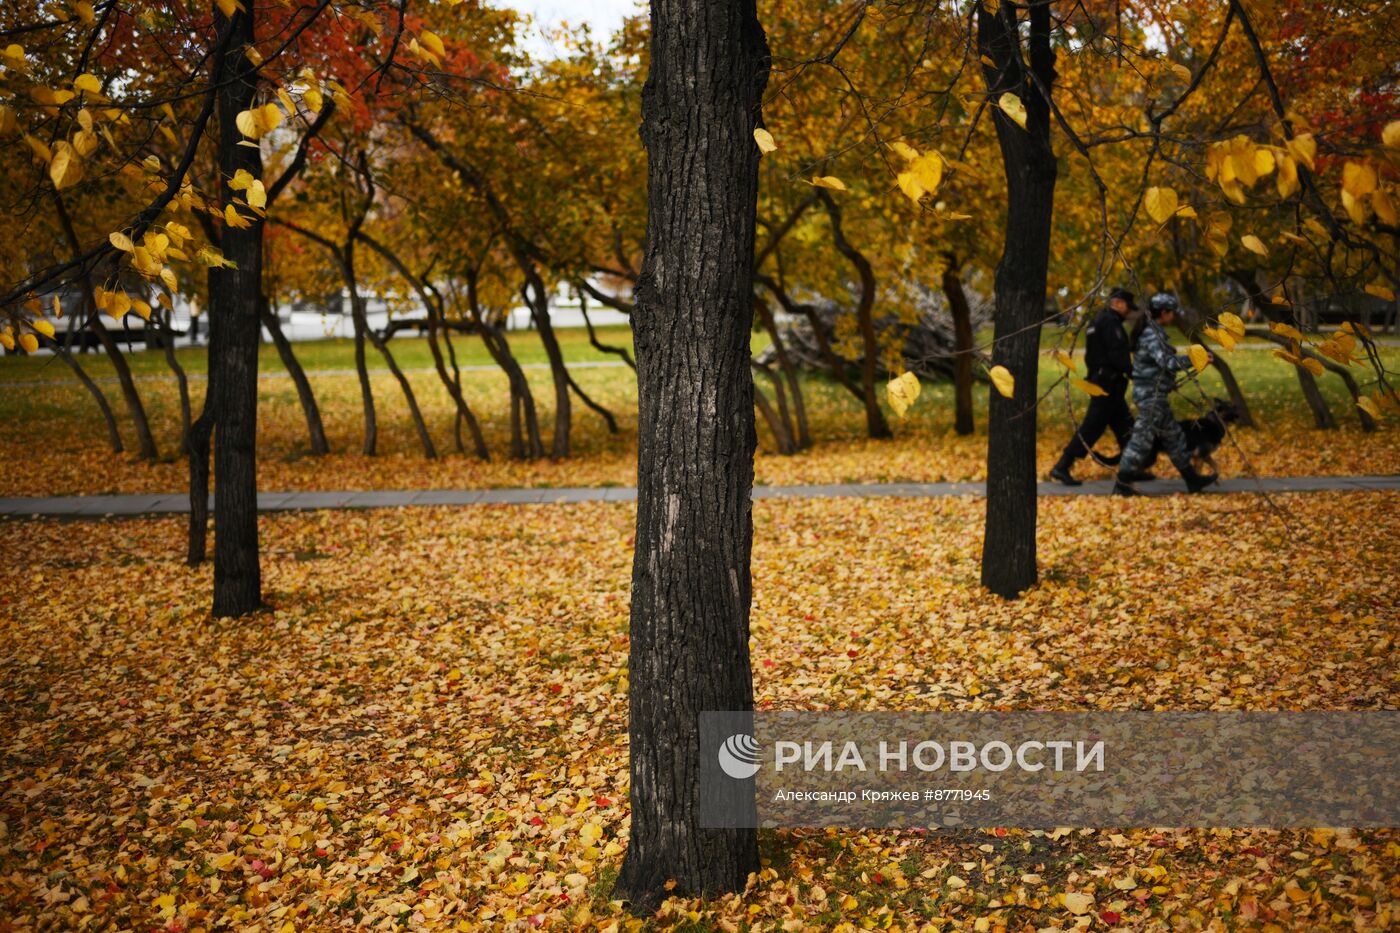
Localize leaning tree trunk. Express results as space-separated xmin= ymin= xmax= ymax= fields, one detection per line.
xmin=158 ymin=307 xmax=192 ymax=450
xmin=206 ymin=0 xmax=264 ymax=616
xmin=51 ymin=192 xmax=159 ymax=460
xmin=755 ymin=294 xmax=810 ymax=449
xmin=260 ymin=296 xmax=330 ymax=455
xmin=942 ymin=261 xmax=976 ymax=436
xmin=978 ymin=0 xmax=1057 ymax=599
xmin=615 ymin=0 xmax=768 ymax=913
xmin=48 ymin=337 xmax=124 ymax=453
xmin=819 ymin=190 xmax=891 ymax=440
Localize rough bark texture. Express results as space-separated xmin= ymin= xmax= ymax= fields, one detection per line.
xmin=261 ymin=298 xmax=330 ymax=455
xmin=208 ymin=1 xmax=263 ymax=616
xmin=615 ymin=0 xmax=768 ymax=913
xmin=942 ymin=262 xmax=976 ymax=436
xmin=978 ymin=0 xmax=1057 ymax=599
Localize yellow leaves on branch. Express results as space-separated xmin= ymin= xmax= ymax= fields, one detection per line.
xmin=235 ymin=103 xmax=283 ymax=140
xmin=1144 ymin=186 xmax=1177 ymax=225
xmin=48 ymin=141 xmax=83 ymax=190
xmin=998 ymin=92 xmax=1027 ymax=130
xmin=1340 ymin=161 xmax=1379 ymax=225
xmin=753 ymin=127 xmax=776 ymax=154
xmin=891 ymin=142 xmax=944 ymax=203
xmin=1188 ymin=344 xmax=1210 ymax=374
xmin=1202 ymin=311 xmax=1245 ymax=351
xmin=886 ymin=371 xmax=921 ymax=417
xmin=1240 ymin=234 xmax=1268 ymax=257
xmin=810 ymin=175 xmax=847 ymax=191
xmin=988 ymin=365 xmax=1014 ymax=398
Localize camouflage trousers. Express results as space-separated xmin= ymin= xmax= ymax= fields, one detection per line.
xmin=1119 ymin=386 xmax=1192 ymax=476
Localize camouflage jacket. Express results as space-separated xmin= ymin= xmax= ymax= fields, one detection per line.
xmin=1131 ymin=319 xmax=1191 ymax=392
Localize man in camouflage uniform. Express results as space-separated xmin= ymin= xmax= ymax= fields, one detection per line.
xmin=1114 ymin=293 xmax=1218 ymax=496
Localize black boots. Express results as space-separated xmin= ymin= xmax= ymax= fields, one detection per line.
xmin=1049 ymin=453 xmax=1082 ymax=486
xmin=1181 ymin=465 xmax=1218 ymax=494
xmin=1112 ymin=476 xmax=1139 ymax=496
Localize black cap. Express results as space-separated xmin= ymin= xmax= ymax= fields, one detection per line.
xmin=1108 ymin=287 xmax=1138 ymax=310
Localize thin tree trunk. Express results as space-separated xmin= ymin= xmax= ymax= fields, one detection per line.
xmin=1177 ymin=276 xmax=1255 ymax=427
xmin=567 ymin=370 xmax=620 ymax=434
xmin=616 ymin=0 xmax=768 ymax=912
xmin=753 ymin=362 xmax=796 ymax=454
xmin=158 ymin=307 xmax=192 ymax=450
xmin=47 ymin=337 xmax=124 ymax=453
xmin=818 ymin=190 xmax=892 ymax=439
xmin=522 ymin=278 xmax=573 ymax=457
xmin=579 ymin=288 xmax=636 ymax=369
xmin=260 ymin=296 xmax=330 ymax=455
xmin=207 ymin=0 xmax=264 ymax=616
xmin=51 ymin=192 xmax=160 ymax=460
xmin=755 ymin=294 xmax=810 ymax=448
xmin=942 ymin=261 xmax=976 ymax=436
xmin=978 ymin=0 xmax=1057 ymax=599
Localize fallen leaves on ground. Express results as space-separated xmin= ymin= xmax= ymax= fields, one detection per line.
xmin=2 ymin=491 xmax=1396 ymax=930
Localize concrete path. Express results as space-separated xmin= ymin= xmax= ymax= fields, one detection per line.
xmin=2 ymin=475 xmax=1396 ymax=519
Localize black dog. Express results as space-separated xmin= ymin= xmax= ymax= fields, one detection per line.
xmin=1100 ymin=398 xmax=1240 ymax=475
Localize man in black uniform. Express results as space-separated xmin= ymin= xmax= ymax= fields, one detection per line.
xmin=1049 ymin=287 xmax=1138 ymax=486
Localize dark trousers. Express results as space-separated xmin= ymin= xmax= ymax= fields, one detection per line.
xmin=1061 ymin=386 xmax=1133 ymax=462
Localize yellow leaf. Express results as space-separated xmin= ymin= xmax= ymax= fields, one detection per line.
xmin=1357 ymin=396 xmax=1382 ymax=419
xmin=75 ymin=1 xmax=95 ymax=25
xmin=109 ymin=231 xmax=134 ymax=252
xmin=999 ymin=92 xmax=1028 ymax=130
xmin=1364 ymin=283 xmax=1395 ymax=302
xmin=1253 ymin=148 xmax=1275 ymax=177
xmin=753 ymin=127 xmax=776 ymax=153
xmin=1270 ymin=321 xmax=1303 ymax=342
xmin=1219 ymin=311 xmax=1246 ymax=339
xmin=1276 ymin=154 xmax=1298 ymax=198
xmin=19 ymin=332 xmax=38 ymax=353
xmin=1240 ymin=234 xmax=1268 ymax=256
xmin=1301 ymin=357 xmax=1323 ymax=377
xmin=896 ymin=171 xmax=924 ymax=201
xmin=1342 ymin=161 xmax=1378 ymax=198
xmin=890 ymin=141 xmax=919 ymax=161
xmin=235 ymin=109 xmax=260 ymax=139
xmin=48 ymin=142 xmax=83 ymax=190
xmin=1144 ymin=186 xmax=1178 ymax=225
xmin=420 ymin=30 xmax=446 ymax=59
xmin=1071 ymin=378 xmax=1107 ymax=397
xmin=246 ymin=179 xmax=267 ymax=211
xmin=810 ymin=175 xmax=847 ymax=191
xmin=303 ymin=85 xmax=323 ymax=113
xmin=73 ymin=73 xmax=101 ymax=95
xmin=1188 ymin=344 xmax=1210 ymax=374
xmin=0 ymin=331 xmax=13 ymax=350
xmin=988 ymin=364 xmax=1014 ymax=398
xmin=1053 ymin=349 xmax=1075 ymax=370
xmin=1286 ymin=133 xmax=1316 ymax=171
xmin=215 ymin=0 xmax=241 ymax=16
xmin=1373 ymin=189 xmax=1397 ymax=226
xmin=1382 ymin=121 xmax=1400 ymax=149
xmin=229 ymin=168 xmax=254 ymax=191
xmin=886 ymin=371 xmax=921 ymax=417
xmin=31 ymin=319 xmax=54 ymax=339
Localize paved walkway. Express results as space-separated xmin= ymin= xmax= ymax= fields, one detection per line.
xmin=1 ymin=475 xmax=1395 ymax=518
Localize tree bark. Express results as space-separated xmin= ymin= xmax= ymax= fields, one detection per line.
xmin=818 ymin=190 xmax=892 ymax=440
xmin=941 ymin=261 xmax=976 ymax=436
xmin=260 ymin=296 xmax=330 ymax=455
xmin=207 ymin=0 xmax=264 ymax=616
xmin=616 ymin=0 xmax=768 ymax=913
xmin=47 ymin=337 xmax=124 ymax=453
xmin=978 ymin=0 xmax=1057 ymax=599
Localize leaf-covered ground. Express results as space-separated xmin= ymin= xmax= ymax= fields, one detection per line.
xmin=1 ymin=343 xmax=1397 ymax=497
xmin=3 ymin=492 xmax=1396 ymax=931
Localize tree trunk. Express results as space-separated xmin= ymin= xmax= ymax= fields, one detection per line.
xmin=942 ymin=261 xmax=976 ymax=436
xmin=158 ymin=307 xmax=192 ymax=450
xmin=616 ymin=0 xmax=768 ymax=913
xmin=207 ymin=0 xmax=264 ymax=617
xmin=260 ymin=296 xmax=330 ymax=455
xmin=755 ymin=294 xmax=810 ymax=448
xmin=51 ymin=192 xmax=159 ymax=460
xmin=752 ymin=371 xmax=795 ymax=454
xmin=1295 ymin=364 xmax=1337 ymax=429
xmin=1177 ymin=276 xmax=1255 ymax=428
xmin=522 ymin=278 xmax=573 ymax=458
xmin=978 ymin=0 xmax=1057 ymax=599
xmin=48 ymin=337 xmax=124 ymax=453
xmin=818 ymin=190 xmax=892 ymax=439
xmin=579 ymin=288 xmax=636 ymax=369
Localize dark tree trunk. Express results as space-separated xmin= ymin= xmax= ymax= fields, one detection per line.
xmin=49 ymin=338 xmax=124 ymax=453
xmin=616 ymin=0 xmax=768 ymax=913
xmin=753 ymin=362 xmax=796 ymax=454
xmin=158 ymin=307 xmax=192 ymax=450
xmin=1295 ymin=364 xmax=1338 ymax=429
xmin=207 ymin=0 xmax=264 ymax=617
xmin=51 ymin=193 xmax=159 ymax=460
xmin=522 ymin=278 xmax=573 ymax=457
xmin=755 ymin=294 xmax=810 ymax=448
xmin=818 ymin=190 xmax=892 ymax=439
xmin=942 ymin=261 xmax=976 ymax=436
xmin=978 ymin=0 xmax=1057 ymax=599
xmin=579 ymin=289 xmax=636 ymax=369
xmin=1174 ymin=280 xmax=1256 ymax=428
xmin=260 ymin=297 xmax=330 ymax=455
